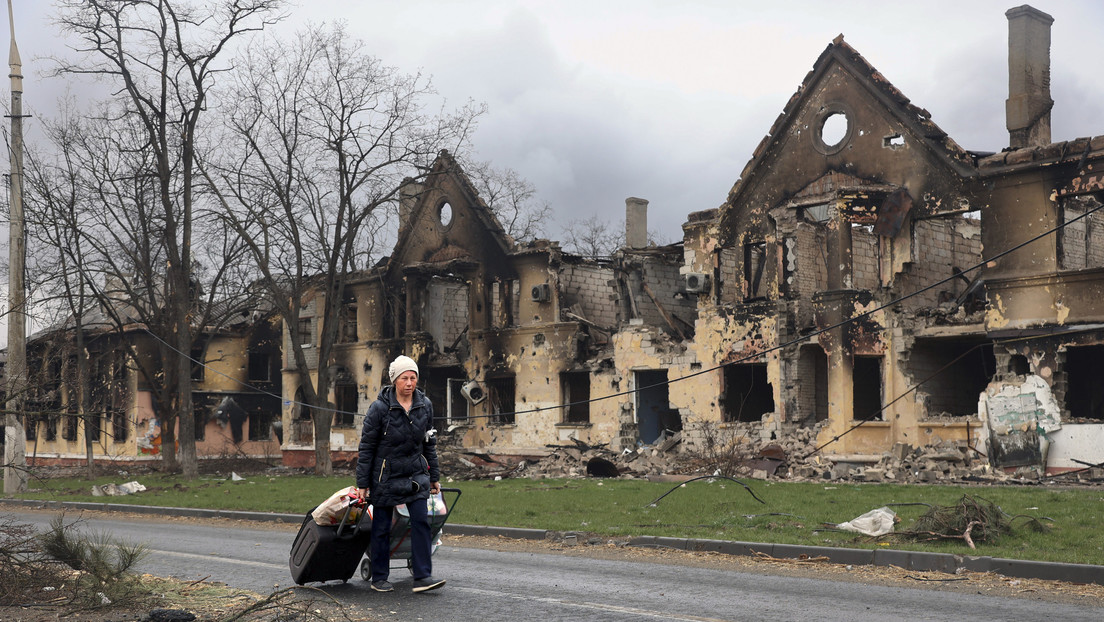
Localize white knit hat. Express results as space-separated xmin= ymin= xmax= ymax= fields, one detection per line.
xmin=388 ymin=355 xmax=419 ymax=383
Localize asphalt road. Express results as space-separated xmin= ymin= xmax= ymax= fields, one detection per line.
xmin=9 ymin=509 xmax=1104 ymax=622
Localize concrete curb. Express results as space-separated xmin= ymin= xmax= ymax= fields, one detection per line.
xmin=4 ymin=498 xmax=1102 ymax=585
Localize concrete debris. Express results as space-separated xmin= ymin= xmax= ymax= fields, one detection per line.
xmin=437 ymin=419 xmax=1053 ymax=485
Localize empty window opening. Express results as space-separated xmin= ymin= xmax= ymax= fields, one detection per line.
xmin=797 ymin=346 xmax=829 ymax=424
xmin=493 ymin=279 xmax=519 ymax=328
xmin=883 ymin=134 xmax=905 ymax=149
xmin=561 ymin=371 xmax=591 ymax=424
xmin=487 ymin=376 xmax=516 ymax=425
xmin=635 ymin=370 xmax=682 ymax=444
xmin=190 ymin=348 xmax=205 ymax=382
xmin=802 ymin=203 xmax=832 ymax=223
xmin=248 ymin=407 xmax=275 ymax=441
xmin=853 ymin=356 xmax=883 ymax=421
xmin=248 ymin=352 xmax=271 ymax=383
xmin=723 ymin=363 xmax=775 ymax=423
xmin=446 ymin=378 xmax=472 ymax=424
xmin=86 ymin=413 xmax=102 ymax=446
xmin=297 ymin=318 xmax=312 ymax=346
xmin=339 ymin=301 xmax=358 ymax=344
xmin=423 ymin=366 xmax=468 ymax=424
xmin=64 ymin=411 xmax=79 ymax=442
xmin=1008 ymin=354 xmax=1031 ymax=376
xmin=911 ymin=341 xmax=995 ymax=417
xmin=744 ymin=241 xmax=767 ymax=301
xmin=1064 ymin=346 xmax=1104 ymax=420
xmin=194 ymin=400 xmax=207 ymax=441
xmin=113 ymin=409 xmax=129 ymax=442
xmin=292 ymin=386 xmax=313 ymax=444
xmin=438 ymin=201 xmax=453 ymax=227
xmin=1058 ymin=195 xmax=1104 ymax=270
xmin=820 ymin=112 xmax=849 ymax=147
xmin=333 ymin=383 xmax=358 ymax=428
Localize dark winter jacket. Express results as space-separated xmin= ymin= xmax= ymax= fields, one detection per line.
xmin=355 ymin=385 xmax=439 ymax=508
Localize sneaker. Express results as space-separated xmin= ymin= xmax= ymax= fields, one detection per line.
xmin=412 ymin=576 xmax=446 ymax=593
xmin=370 ymin=580 xmax=394 ymax=592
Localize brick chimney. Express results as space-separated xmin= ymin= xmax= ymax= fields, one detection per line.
xmin=625 ymin=197 xmax=648 ymax=249
xmin=1006 ymin=5 xmax=1053 ymax=149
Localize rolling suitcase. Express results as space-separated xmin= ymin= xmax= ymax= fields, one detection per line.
xmin=289 ymin=502 xmax=370 ymax=585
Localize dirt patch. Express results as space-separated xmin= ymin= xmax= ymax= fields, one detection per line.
xmin=0 ymin=572 xmax=375 ymax=622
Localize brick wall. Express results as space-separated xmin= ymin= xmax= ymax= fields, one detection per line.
xmin=1060 ymin=197 xmax=1104 ymax=269
xmin=285 ymin=297 xmax=320 ymax=369
xmin=718 ymin=247 xmax=739 ymax=304
xmin=426 ymin=278 xmax=469 ymax=348
xmin=793 ymin=345 xmax=827 ymax=424
xmin=641 ymin=257 xmax=696 ymax=327
xmin=790 ymin=224 xmax=827 ymax=299
xmin=901 ymin=217 xmax=983 ymax=307
xmin=560 ymin=262 xmax=619 ymax=329
xmin=853 ymin=226 xmax=880 ymax=291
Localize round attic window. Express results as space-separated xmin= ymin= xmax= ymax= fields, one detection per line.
xmin=821 ymin=113 xmax=848 ymax=146
xmin=812 ymin=103 xmax=854 ymax=155
xmin=438 ymin=201 xmax=453 ymax=227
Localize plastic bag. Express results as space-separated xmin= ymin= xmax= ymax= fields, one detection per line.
xmin=395 ymin=491 xmax=447 ymax=517
xmin=837 ymin=506 xmax=897 ymax=536
xmin=311 ymin=486 xmax=363 ymax=526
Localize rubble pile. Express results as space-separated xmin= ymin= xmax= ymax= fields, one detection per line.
xmin=437 ymin=423 xmax=1084 ymax=484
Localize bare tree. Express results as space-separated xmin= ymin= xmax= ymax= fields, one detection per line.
xmin=463 ymin=159 xmax=551 ymax=243
xmin=22 ymin=105 xmax=98 ymax=476
xmin=561 ymin=215 xmax=623 ymax=257
xmin=560 ymin=216 xmax=673 ymax=257
xmin=203 ymin=24 xmax=483 ymax=475
xmin=43 ymin=0 xmax=286 ymax=477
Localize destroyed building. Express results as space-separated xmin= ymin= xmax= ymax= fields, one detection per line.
xmin=281 ymin=6 xmax=1104 ymax=476
xmin=669 ymin=6 xmax=1104 ymax=474
xmin=22 ymin=5 xmax=1095 ymax=476
xmin=11 ymin=302 xmax=283 ymax=466
xmin=278 ymin=152 xmax=697 ymax=467
xmin=976 ymin=7 xmax=1104 ymax=473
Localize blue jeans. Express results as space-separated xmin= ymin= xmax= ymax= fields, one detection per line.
xmin=369 ymin=497 xmax=432 ymax=581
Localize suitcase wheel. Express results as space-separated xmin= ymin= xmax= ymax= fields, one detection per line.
xmin=359 ymin=558 xmax=371 ymax=581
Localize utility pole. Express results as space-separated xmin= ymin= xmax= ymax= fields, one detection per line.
xmin=4 ymin=0 xmax=27 ymax=494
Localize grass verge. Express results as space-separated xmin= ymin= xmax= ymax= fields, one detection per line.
xmin=11 ymin=471 xmax=1104 ymax=565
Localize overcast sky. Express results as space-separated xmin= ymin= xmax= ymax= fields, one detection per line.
xmin=6 ymin=0 xmax=1104 ymax=244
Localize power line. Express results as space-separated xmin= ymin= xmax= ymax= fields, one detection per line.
xmin=144 ymin=197 xmax=1104 ymax=427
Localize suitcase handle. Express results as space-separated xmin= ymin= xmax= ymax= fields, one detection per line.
xmin=335 ymin=498 xmax=368 ymax=538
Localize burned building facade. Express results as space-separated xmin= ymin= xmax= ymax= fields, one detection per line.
xmin=278 ymin=152 xmax=697 ymax=465
xmin=675 ymin=34 xmax=992 ymax=461
xmin=281 ymin=5 xmax=1104 ymax=474
xmin=14 ymin=308 xmax=283 ymax=466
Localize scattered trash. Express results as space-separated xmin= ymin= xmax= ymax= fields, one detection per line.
xmin=90 ymin=481 xmax=146 ymax=496
xmin=230 ymin=472 xmax=245 ymax=481
xmin=836 ymin=507 xmax=897 ymax=537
